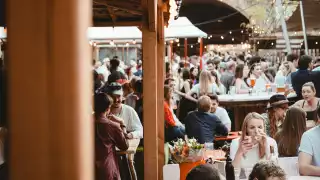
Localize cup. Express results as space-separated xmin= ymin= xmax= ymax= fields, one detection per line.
xmin=265 ymin=83 xmax=271 ymax=92
xmin=250 ymin=78 xmax=256 ymax=87
xmin=234 ymin=168 xmax=241 ymax=180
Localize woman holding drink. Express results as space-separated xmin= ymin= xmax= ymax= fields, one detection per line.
xmin=245 ymin=63 xmax=271 ymax=90
xmin=230 ymin=113 xmax=278 ymax=170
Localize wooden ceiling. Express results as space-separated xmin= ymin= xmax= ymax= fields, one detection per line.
xmin=93 ymin=0 xmax=143 ymax=26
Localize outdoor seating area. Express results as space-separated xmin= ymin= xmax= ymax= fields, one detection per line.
xmin=1 ymin=0 xmax=320 ymax=180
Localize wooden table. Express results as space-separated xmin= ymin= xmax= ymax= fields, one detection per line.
xmin=215 ymin=131 xmax=241 ymax=141
xmin=117 ymin=139 xmax=140 ymax=180
xmin=218 ymin=92 xmax=297 ymax=131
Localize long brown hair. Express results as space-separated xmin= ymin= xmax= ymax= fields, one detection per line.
xmin=241 ymin=112 xmax=267 ymax=159
xmin=268 ymin=103 xmax=288 ymax=138
xmin=275 ymin=107 xmax=307 ymax=157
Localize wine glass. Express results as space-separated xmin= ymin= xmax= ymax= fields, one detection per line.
xmin=234 ymin=167 xmax=241 ymax=180
xmin=244 ymin=167 xmax=253 ymax=179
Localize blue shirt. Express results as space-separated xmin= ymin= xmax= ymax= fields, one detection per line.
xmin=184 ymin=111 xmax=228 ymax=144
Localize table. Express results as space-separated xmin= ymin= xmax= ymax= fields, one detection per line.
xmin=117 ymin=139 xmax=140 ymax=180
xmin=204 ymin=149 xmax=226 ymax=160
xmin=288 ymin=176 xmax=320 ymax=180
xmin=215 ymin=131 xmax=241 ymax=141
xmin=218 ymin=92 xmax=297 ymax=130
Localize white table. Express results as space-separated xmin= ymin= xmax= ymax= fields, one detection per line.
xmin=288 ymin=176 xmax=320 ymax=180
xmin=218 ymin=92 xmax=296 ymax=102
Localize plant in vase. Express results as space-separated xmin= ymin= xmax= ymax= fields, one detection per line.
xmin=170 ymin=138 xmax=204 ymax=163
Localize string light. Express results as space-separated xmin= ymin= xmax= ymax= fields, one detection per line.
xmin=126 ymin=42 xmax=129 ymax=46
xmin=170 ymin=40 xmax=174 ymax=44
xmin=204 ymin=46 xmax=207 ymax=48
xmin=110 ymin=40 xmax=114 ymax=45
xmin=257 ymin=41 xmax=260 ymax=44
xmin=232 ymin=38 xmax=234 ymax=41
xmin=271 ymin=42 xmax=274 ymax=45
xmin=198 ymin=38 xmax=201 ymax=43
xmin=294 ymin=32 xmax=297 ymax=35
xmin=93 ymin=42 xmax=97 ymax=46
xmin=175 ymin=38 xmax=179 ymax=43
xmin=241 ymin=30 xmax=243 ymax=33
xmin=132 ymin=39 xmax=136 ymax=44
xmin=229 ymin=31 xmax=232 ymax=34
xmin=191 ymin=45 xmax=193 ymax=48
xmin=177 ymin=43 xmax=180 ymax=46
xmin=241 ymin=42 xmax=243 ymax=44
xmin=316 ymin=42 xmax=318 ymax=45
xmin=221 ymin=36 xmax=224 ymax=39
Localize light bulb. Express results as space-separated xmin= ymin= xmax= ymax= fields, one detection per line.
xmin=191 ymin=45 xmax=193 ymax=48
xmin=241 ymin=30 xmax=243 ymax=33
xmin=229 ymin=31 xmax=232 ymax=34
xmin=177 ymin=43 xmax=180 ymax=46
xmin=126 ymin=43 xmax=129 ymax=46
xmin=316 ymin=42 xmax=318 ymax=45
xmin=271 ymin=42 xmax=274 ymax=45
xmin=175 ymin=38 xmax=179 ymax=42
xmin=257 ymin=41 xmax=260 ymax=44
xmin=204 ymin=46 xmax=207 ymax=48
xmin=232 ymin=38 xmax=234 ymax=41
xmin=221 ymin=36 xmax=224 ymax=39
xmin=132 ymin=39 xmax=136 ymax=44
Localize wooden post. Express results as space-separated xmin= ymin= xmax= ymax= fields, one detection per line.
xmin=8 ymin=0 xmax=93 ymax=180
xmin=184 ymin=38 xmax=188 ymax=66
xmin=122 ymin=46 xmax=125 ymax=63
xmin=157 ymin=4 xmax=165 ymax=180
xmin=199 ymin=38 xmax=203 ymax=70
xmin=142 ymin=0 xmax=159 ymax=179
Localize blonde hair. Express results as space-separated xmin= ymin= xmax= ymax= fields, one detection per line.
xmin=199 ymin=70 xmax=213 ymax=96
xmin=241 ymin=112 xmax=267 ymax=159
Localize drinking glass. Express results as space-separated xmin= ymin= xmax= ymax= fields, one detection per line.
xmin=234 ymin=167 xmax=241 ymax=180
xmin=244 ymin=167 xmax=253 ymax=179
xmin=250 ymin=77 xmax=256 ymax=87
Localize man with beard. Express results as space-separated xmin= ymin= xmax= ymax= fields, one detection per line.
xmin=106 ymin=82 xmax=143 ymax=139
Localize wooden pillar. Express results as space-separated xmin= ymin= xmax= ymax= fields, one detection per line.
xmin=199 ymin=38 xmax=203 ymax=70
xmin=184 ymin=38 xmax=188 ymax=65
xmin=157 ymin=3 xmax=165 ymax=179
xmin=7 ymin=0 xmax=93 ymax=180
xmin=142 ymin=0 xmax=159 ymax=179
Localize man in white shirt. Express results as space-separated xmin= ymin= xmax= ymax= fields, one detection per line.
xmin=107 ymin=82 xmax=143 ymax=139
xmin=209 ymin=95 xmax=231 ymax=131
xmin=298 ymin=125 xmax=320 ymax=176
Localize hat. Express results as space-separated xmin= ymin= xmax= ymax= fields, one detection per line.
xmin=107 ymin=71 xmax=127 ymax=85
xmin=266 ymin=94 xmax=289 ymax=109
xmin=106 ymin=82 xmax=123 ymax=96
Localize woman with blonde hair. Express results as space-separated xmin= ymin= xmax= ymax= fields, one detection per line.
xmin=275 ymin=106 xmax=307 ymax=157
xmin=187 ymin=70 xmax=219 ymax=98
xmin=230 ymin=112 xmax=278 ymax=169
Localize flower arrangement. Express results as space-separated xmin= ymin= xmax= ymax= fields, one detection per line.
xmin=170 ymin=138 xmax=204 ymax=163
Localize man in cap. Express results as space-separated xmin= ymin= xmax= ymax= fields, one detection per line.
xmin=105 ymin=82 xmax=143 ymax=139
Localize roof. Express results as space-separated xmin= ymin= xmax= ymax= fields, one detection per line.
xmin=87 ymin=17 xmax=207 ymax=42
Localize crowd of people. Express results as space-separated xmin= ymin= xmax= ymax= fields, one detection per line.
xmin=90 ymin=49 xmax=320 ymax=179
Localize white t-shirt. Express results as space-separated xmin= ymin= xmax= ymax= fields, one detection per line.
xmin=299 ymin=125 xmax=320 ymax=166
xmin=189 ymin=83 xmax=219 ymax=96
xmin=213 ymin=107 xmax=231 ymax=130
xmin=230 ymin=137 xmax=278 ymax=168
xmin=116 ymin=104 xmax=143 ymax=139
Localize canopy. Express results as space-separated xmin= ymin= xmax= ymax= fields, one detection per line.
xmin=87 ymin=26 xmax=141 ymax=40
xmin=87 ymin=17 xmax=207 ymax=41
xmin=165 ymin=17 xmax=207 ymax=38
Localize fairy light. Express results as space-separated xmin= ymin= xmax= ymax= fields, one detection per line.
xmin=257 ymin=41 xmax=260 ymax=44
xmin=294 ymin=32 xmax=297 ymax=35
xmin=232 ymin=38 xmax=234 ymax=41
xmin=170 ymin=40 xmax=174 ymax=44
xmin=204 ymin=46 xmax=207 ymax=48
xmin=89 ymin=41 xmax=93 ymax=46
xmin=175 ymin=38 xmax=179 ymax=43
xmin=221 ymin=36 xmax=224 ymax=39
xmin=229 ymin=31 xmax=232 ymax=34
xmin=316 ymin=42 xmax=318 ymax=45
xmin=132 ymin=39 xmax=136 ymax=44
xmin=177 ymin=43 xmax=180 ymax=46
xmin=191 ymin=45 xmax=193 ymax=48
xmin=197 ymin=38 xmax=201 ymax=43
xmin=241 ymin=42 xmax=243 ymax=44
xmin=271 ymin=42 xmax=274 ymax=46
xmin=110 ymin=40 xmax=114 ymax=45
xmin=241 ymin=30 xmax=243 ymax=33
xmin=126 ymin=42 xmax=129 ymax=46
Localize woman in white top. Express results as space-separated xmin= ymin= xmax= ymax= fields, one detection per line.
xmin=245 ymin=63 xmax=270 ymax=90
xmin=211 ymin=70 xmax=226 ymax=95
xmin=233 ymin=64 xmax=249 ymax=94
xmin=230 ymin=112 xmax=278 ymax=169
xmin=187 ymin=70 xmax=219 ymax=99
xmin=275 ymin=62 xmax=291 ymax=86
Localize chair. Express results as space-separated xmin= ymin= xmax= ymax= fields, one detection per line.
xmin=163 ymin=164 xmax=180 ymax=180
xmin=278 ymin=157 xmax=299 ymax=176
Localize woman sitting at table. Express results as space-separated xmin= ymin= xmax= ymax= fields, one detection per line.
xmin=186 ymin=70 xmax=220 ymax=100
xmin=275 ymin=106 xmax=307 ymax=157
xmin=292 ymin=82 xmax=320 ymax=127
xmin=211 ymin=70 xmax=226 ymax=95
xmin=245 ymin=63 xmax=270 ymax=90
xmin=230 ymin=112 xmax=278 ymax=169
xmin=261 ymin=94 xmax=289 ymax=138
xmin=94 ymin=93 xmax=129 ymax=180
xmin=164 ymin=85 xmax=185 ymax=142
xmin=233 ymin=64 xmax=249 ymax=94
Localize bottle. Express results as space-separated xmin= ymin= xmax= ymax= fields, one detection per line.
xmin=269 ymin=145 xmax=278 ymax=164
xmin=225 ymin=154 xmax=235 ymax=180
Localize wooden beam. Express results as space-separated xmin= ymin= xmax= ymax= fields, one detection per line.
xmin=106 ymin=7 xmax=117 ymax=25
xmin=93 ymin=1 xmax=142 ymax=15
xmin=8 ymin=0 xmax=93 ymax=180
xmin=93 ymin=20 xmax=141 ymax=27
xmin=157 ymin=4 xmax=165 ymax=180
